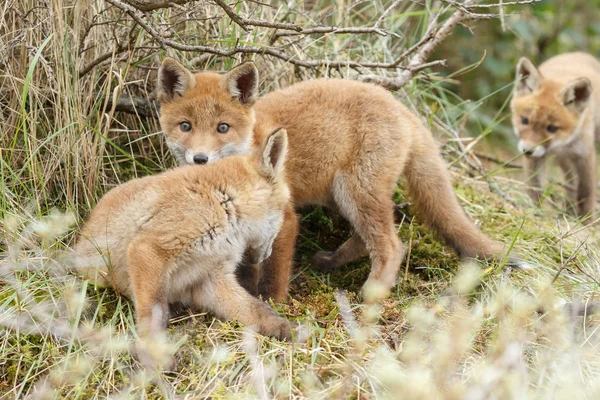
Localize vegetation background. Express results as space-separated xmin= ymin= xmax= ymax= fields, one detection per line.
xmin=2 ymin=0 xmax=600 ymax=398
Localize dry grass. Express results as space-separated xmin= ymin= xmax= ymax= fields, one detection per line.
xmin=2 ymin=0 xmax=600 ymax=399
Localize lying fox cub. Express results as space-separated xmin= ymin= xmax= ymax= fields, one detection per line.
xmin=511 ymin=52 xmax=600 ymax=222
xmin=69 ymin=129 xmax=300 ymax=340
xmin=156 ymin=58 xmax=515 ymax=302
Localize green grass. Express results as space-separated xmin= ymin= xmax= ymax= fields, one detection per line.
xmin=2 ymin=0 xmax=600 ymax=398
xmin=4 ymin=158 xmax=599 ymax=398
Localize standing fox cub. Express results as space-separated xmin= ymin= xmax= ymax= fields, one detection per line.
xmin=511 ymin=52 xmax=600 ymax=221
xmin=157 ymin=58 xmax=513 ymax=302
xmin=70 ymin=129 xmax=300 ymax=340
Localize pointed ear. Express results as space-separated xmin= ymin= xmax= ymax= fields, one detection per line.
xmin=260 ymin=128 xmax=288 ymax=179
xmin=157 ymin=58 xmax=195 ymax=103
xmin=222 ymin=62 xmax=259 ymax=105
xmin=515 ymin=57 xmax=541 ymax=95
xmin=560 ymin=77 xmax=592 ymax=113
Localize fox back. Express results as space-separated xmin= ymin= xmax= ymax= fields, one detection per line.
xmin=155 ymin=58 xmax=516 ymax=302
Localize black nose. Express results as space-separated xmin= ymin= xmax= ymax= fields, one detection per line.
xmin=193 ymin=153 xmax=209 ymax=164
xmin=523 ymin=149 xmax=534 ymax=156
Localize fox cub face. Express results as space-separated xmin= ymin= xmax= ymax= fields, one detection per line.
xmin=157 ymin=58 xmax=259 ymax=166
xmin=511 ymin=57 xmax=592 ymax=158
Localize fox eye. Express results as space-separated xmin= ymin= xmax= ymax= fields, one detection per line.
xmin=547 ymin=125 xmax=558 ymax=133
xmin=180 ymin=122 xmax=192 ymax=132
xmin=216 ymin=123 xmax=230 ymax=134
xmin=521 ymin=116 xmax=529 ymax=125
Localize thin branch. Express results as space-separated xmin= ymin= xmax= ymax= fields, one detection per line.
xmin=213 ymin=0 xmax=397 ymax=41
xmin=105 ymin=93 xmax=160 ymax=118
xmin=443 ymin=0 xmax=542 ymax=8
xmin=78 ymin=32 xmax=134 ymax=78
xmin=374 ymin=0 xmax=403 ymax=28
xmin=102 ymin=0 xmax=536 ymax=93
xmin=359 ymin=0 xmax=478 ymax=90
xmin=104 ymin=0 xmax=428 ymax=70
xmin=272 ymin=26 xmax=396 ymax=39
xmin=212 ymin=0 xmax=249 ymax=31
xmin=551 ymin=240 xmax=586 ymax=284
xmin=212 ymin=0 xmax=303 ymax=31
xmin=122 ymin=0 xmax=190 ymax=11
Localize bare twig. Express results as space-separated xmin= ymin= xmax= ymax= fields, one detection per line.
xmin=213 ymin=0 xmax=250 ymax=31
xmin=213 ymin=0 xmax=303 ymax=31
xmin=100 ymin=0 xmax=537 ymax=94
xmin=374 ymin=0 xmax=403 ymax=28
xmin=78 ymin=26 xmax=136 ymax=78
xmin=442 ymin=0 xmax=542 ymax=8
xmin=359 ymin=0 xmax=479 ymax=90
xmin=105 ymin=0 xmax=436 ymax=70
xmin=551 ymin=240 xmax=587 ymax=284
xmin=104 ymin=93 xmax=160 ymax=118
xmin=272 ymin=26 xmax=395 ymax=40
xmin=122 ymin=0 xmax=190 ymax=11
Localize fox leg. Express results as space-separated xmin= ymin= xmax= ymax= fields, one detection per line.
xmin=311 ymin=233 xmax=368 ymax=271
xmin=558 ymin=157 xmax=579 ymax=215
xmin=574 ymin=151 xmax=597 ymax=223
xmin=257 ymin=204 xmax=299 ymax=302
xmin=236 ymin=256 xmax=261 ymax=297
xmin=523 ymin=156 xmax=545 ymax=204
xmin=330 ymin=173 xmax=404 ymax=300
xmin=127 ymin=239 xmax=170 ymax=336
xmin=193 ymin=272 xmax=297 ymax=340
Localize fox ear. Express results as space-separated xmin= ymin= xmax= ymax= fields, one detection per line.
xmin=157 ymin=58 xmax=195 ymax=103
xmin=222 ymin=62 xmax=259 ymax=105
xmin=515 ymin=57 xmax=541 ymax=95
xmin=560 ymin=77 xmax=592 ymax=113
xmin=260 ymin=128 xmax=288 ymax=179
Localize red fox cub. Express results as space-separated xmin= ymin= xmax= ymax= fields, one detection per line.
xmin=511 ymin=52 xmax=600 ymax=221
xmin=70 ymin=129 xmax=300 ymax=340
xmin=156 ymin=58 xmax=513 ymax=302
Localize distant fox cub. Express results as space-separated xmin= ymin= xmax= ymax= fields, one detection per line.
xmin=70 ymin=129 xmax=300 ymax=340
xmin=511 ymin=52 xmax=600 ymax=221
xmin=156 ymin=58 xmax=515 ymax=302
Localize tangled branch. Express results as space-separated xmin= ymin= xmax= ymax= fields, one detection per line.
xmin=359 ymin=0 xmax=542 ymax=90
xmin=106 ymin=0 xmax=406 ymax=70
xmin=92 ymin=0 xmax=541 ymax=117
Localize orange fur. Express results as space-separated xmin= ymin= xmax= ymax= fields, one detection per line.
xmin=157 ymin=59 xmax=512 ymax=301
xmin=69 ymin=129 xmax=302 ymax=341
xmin=511 ymin=52 xmax=600 ymax=221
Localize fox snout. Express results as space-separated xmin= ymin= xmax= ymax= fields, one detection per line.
xmin=182 ymin=149 xmax=213 ymax=165
xmin=192 ymin=153 xmax=209 ymax=165
xmin=518 ymin=141 xmax=546 ymax=158
xmin=166 ymin=140 xmax=216 ymax=166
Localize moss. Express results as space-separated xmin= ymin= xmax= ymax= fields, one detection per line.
xmin=294 ymin=183 xmax=463 ymax=294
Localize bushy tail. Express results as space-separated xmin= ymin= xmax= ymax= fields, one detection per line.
xmin=404 ymin=127 xmax=504 ymax=260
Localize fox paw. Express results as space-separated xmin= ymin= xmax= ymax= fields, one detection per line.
xmin=311 ymin=251 xmax=335 ymax=272
xmin=258 ymin=318 xmax=310 ymax=343
xmin=253 ymin=317 xmax=290 ymax=341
